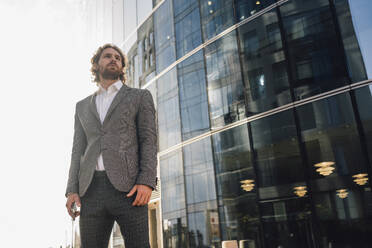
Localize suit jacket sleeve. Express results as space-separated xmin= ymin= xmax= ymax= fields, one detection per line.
xmin=136 ymin=89 xmax=158 ymax=189
xmin=65 ymin=103 xmax=87 ymax=197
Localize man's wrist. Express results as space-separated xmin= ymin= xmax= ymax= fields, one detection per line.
xmin=67 ymin=192 xmax=77 ymax=197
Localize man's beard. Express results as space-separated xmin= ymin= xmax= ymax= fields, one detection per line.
xmin=100 ymin=65 xmax=121 ymax=80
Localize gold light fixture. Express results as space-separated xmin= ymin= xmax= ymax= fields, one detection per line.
xmin=352 ymin=173 xmax=369 ymax=186
xmin=256 ymin=1 xmax=261 ymax=4
xmin=336 ymin=189 xmax=348 ymax=199
xmin=240 ymin=179 xmax=255 ymax=192
xmin=294 ymin=186 xmax=307 ymax=197
xmin=209 ymin=10 xmax=213 ymax=14
xmin=314 ymin=161 xmax=335 ymax=176
xmin=208 ymin=1 xmax=212 ymax=5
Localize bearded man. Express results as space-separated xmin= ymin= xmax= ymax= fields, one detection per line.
xmin=65 ymin=44 xmax=157 ymax=248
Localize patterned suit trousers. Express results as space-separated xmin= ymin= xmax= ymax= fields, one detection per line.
xmin=79 ymin=171 xmax=150 ymax=248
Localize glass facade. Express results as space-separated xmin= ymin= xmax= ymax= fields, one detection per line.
xmin=118 ymin=0 xmax=372 ymax=247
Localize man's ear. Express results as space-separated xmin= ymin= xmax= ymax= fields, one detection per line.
xmin=92 ymin=63 xmax=98 ymax=71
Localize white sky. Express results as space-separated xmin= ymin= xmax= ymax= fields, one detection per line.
xmin=0 ymin=0 xmax=97 ymax=247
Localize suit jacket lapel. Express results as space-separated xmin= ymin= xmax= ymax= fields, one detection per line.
xmin=103 ymin=84 xmax=130 ymax=126
xmin=89 ymin=93 xmax=101 ymax=125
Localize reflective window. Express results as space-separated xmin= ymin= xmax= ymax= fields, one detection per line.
xmin=160 ymin=149 xmax=188 ymax=248
xmin=353 ymin=85 xmax=372 ymax=164
xmin=334 ymin=0 xmax=368 ymax=83
xmin=238 ymin=9 xmax=292 ymax=116
xmin=154 ymin=0 xmax=177 ymax=73
xmin=177 ymin=51 xmax=210 ymax=140
xmin=280 ymin=0 xmax=350 ymax=100
xmin=297 ymin=93 xmax=372 ymax=247
xmin=347 ymin=0 xmax=372 ymax=78
xmin=160 ymin=149 xmax=186 ymax=217
xmin=251 ymin=110 xmax=305 ymax=199
xmin=157 ymin=68 xmax=182 ymax=151
xmin=183 ymin=138 xmax=219 ymax=247
xmin=204 ymin=31 xmax=246 ymax=128
xmin=173 ymin=0 xmax=198 ymax=17
xmin=251 ymin=110 xmax=312 ymax=247
xmin=235 ymin=0 xmax=275 ymax=22
xmin=212 ymin=125 xmax=261 ymax=245
xmin=199 ymin=0 xmax=235 ymax=41
xmin=174 ymin=1 xmax=202 ymax=58
xmin=261 ymin=198 xmax=313 ymax=248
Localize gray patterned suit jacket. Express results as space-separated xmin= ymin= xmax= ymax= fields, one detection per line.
xmin=65 ymin=84 xmax=157 ymax=197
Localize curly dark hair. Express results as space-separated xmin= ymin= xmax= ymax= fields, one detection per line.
xmin=90 ymin=44 xmax=128 ymax=84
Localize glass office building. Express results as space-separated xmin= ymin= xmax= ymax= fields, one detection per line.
xmin=112 ymin=0 xmax=372 ymax=247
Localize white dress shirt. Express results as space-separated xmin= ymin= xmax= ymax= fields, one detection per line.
xmin=95 ymin=80 xmax=123 ymax=171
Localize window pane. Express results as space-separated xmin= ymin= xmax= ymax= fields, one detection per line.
xmin=157 ymin=68 xmax=181 ymax=151
xmin=347 ymin=0 xmax=372 ymax=78
xmin=238 ymin=9 xmax=292 ymax=116
xmin=174 ymin=1 xmax=202 ymax=58
xmin=204 ymin=31 xmax=246 ymax=128
xmin=353 ymin=84 xmax=372 ymax=164
xmin=177 ymin=51 xmax=210 ymax=140
xmin=297 ymin=93 xmax=372 ymax=247
xmin=199 ymin=0 xmax=234 ymax=41
xmin=334 ymin=0 xmax=368 ymax=83
xmin=235 ymin=0 xmax=275 ymax=22
xmin=251 ymin=110 xmax=305 ymax=199
xmin=154 ymin=0 xmax=176 ymax=73
xmin=280 ymin=0 xmax=350 ymax=100
xmin=212 ymin=125 xmax=261 ymax=245
xmin=183 ymin=138 xmax=220 ymax=247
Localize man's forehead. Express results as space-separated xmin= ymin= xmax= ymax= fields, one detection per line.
xmin=102 ymin=47 xmax=121 ymax=56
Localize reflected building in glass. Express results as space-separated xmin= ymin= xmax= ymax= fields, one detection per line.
xmin=108 ymin=0 xmax=372 ymax=247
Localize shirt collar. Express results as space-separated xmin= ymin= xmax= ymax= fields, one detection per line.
xmin=97 ymin=80 xmax=123 ymax=95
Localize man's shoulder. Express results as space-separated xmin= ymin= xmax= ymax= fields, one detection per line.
xmin=126 ymin=86 xmax=150 ymax=98
xmin=75 ymin=94 xmax=94 ymax=108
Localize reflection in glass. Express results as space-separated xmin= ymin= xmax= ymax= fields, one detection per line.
xmin=280 ymin=0 xmax=350 ymax=100
xmin=157 ymin=68 xmax=182 ymax=151
xmin=154 ymin=0 xmax=176 ymax=73
xmin=177 ymin=51 xmax=210 ymax=140
xmin=235 ymin=0 xmax=275 ymax=22
xmin=183 ymin=138 xmax=219 ymax=247
xmin=163 ymin=217 xmax=188 ymax=248
xmin=204 ymin=31 xmax=246 ymax=128
xmin=160 ymin=150 xmax=188 ymax=247
xmin=297 ymin=93 xmax=368 ymax=180
xmin=199 ymin=0 xmax=234 ymax=41
xmin=160 ymin=150 xmax=186 ymax=216
xmin=297 ymin=92 xmax=372 ymax=247
xmin=261 ymin=198 xmax=313 ymax=248
xmin=251 ymin=110 xmax=305 ymax=199
xmin=347 ymin=0 xmax=372 ymax=78
xmin=334 ymin=0 xmax=368 ymax=82
xmin=238 ymin=9 xmax=292 ymax=116
xmin=354 ymin=85 xmax=372 ymax=163
xmin=212 ymin=125 xmax=261 ymax=245
xmin=174 ymin=0 xmax=202 ymax=58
